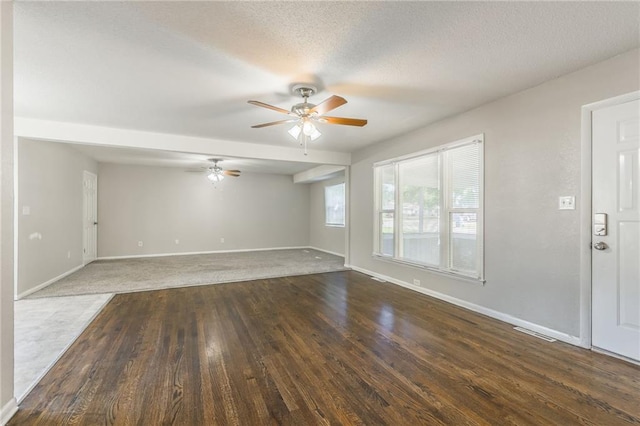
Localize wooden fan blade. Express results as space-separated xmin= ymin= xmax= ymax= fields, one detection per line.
xmin=223 ymin=171 xmax=241 ymax=177
xmin=251 ymin=119 xmax=297 ymax=128
xmin=248 ymin=100 xmax=295 ymax=116
xmin=225 ymin=170 xmax=241 ymax=173
xmin=309 ymin=95 xmax=347 ymax=115
xmin=320 ymin=116 xmax=368 ymax=127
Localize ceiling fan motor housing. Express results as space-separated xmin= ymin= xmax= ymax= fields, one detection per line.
xmin=292 ymin=84 xmax=317 ymax=99
xmin=291 ymin=102 xmax=316 ymax=116
xmin=291 ymin=85 xmax=318 ymax=116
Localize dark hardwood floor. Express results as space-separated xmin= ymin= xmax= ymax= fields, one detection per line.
xmin=10 ymin=271 xmax=640 ymax=425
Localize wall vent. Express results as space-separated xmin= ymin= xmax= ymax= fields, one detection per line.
xmin=513 ymin=326 xmax=556 ymax=342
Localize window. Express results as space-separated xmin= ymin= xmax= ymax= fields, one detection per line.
xmin=373 ymin=135 xmax=484 ymax=280
xmin=325 ymin=183 xmax=345 ymax=227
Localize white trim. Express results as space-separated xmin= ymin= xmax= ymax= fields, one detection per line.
xmin=308 ymin=246 xmax=345 ymax=258
xmin=15 ymin=264 xmax=84 ymax=300
xmin=15 ymin=294 xmax=114 ymax=403
xmin=371 ymin=254 xmax=485 ymax=284
xmin=373 ymin=134 xmax=483 ymax=167
xmin=13 ymin=136 xmax=19 ymax=299
xmin=591 ymin=347 xmax=640 ymax=367
xmin=372 ymin=135 xmax=485 ymax=281
xmin=82 ymin=170 xmax=98 ymax=265
xmin=97 ymin=246 xmax=312 ymax=261
xmin=579 ymin=90 xmax=640 ymax=349
xmin=347 ymin=264 xmax=582 ymax=347
xmin=344 ymin=166 xmax=351 ymax=266
xmin=0 ymin=398 xmax=18 ymax=426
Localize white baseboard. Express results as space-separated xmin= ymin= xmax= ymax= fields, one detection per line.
xmin=98 ymin=246 xmax=310 ymax=260
xmin=591 ymin=347 xmax=640 ymax=366
xmin=307 ymin=246 xmax=345 ymax=258
xmin=15 ymin=264 xmax=84 ymax=300
xmin=1 ymin=398 xmax=18 ymax=426
xmin=347 ymin=264 xmax=582 ymax=347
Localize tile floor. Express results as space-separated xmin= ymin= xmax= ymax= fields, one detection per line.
xmin=14 ymin=294 xmax=113 ymax=401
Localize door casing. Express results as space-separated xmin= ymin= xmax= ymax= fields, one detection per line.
xmin=82 ymin=170 xmax=98 ymax=265
xmin=579 ymin=90 xmax=640 ymax=350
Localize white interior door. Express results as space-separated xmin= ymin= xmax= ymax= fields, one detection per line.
xmin=592 ymin=98 xmax=640 ymax=362
xmin=83 ymin=171 xmax=98 ymax=264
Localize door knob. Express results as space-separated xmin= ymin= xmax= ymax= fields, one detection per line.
xmin=593 ymin=241 xmax=608 ymax=251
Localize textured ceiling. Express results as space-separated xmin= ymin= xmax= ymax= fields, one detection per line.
xmin=13 ymin=1 xmax=640 ymax=172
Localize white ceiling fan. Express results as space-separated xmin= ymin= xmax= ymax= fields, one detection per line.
xmin=187 ymin=159 xmax=241 ymax=182
xmin=248 ymin=84 xmax=367 ymax=154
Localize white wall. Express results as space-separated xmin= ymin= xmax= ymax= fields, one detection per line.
xmin=16 ymin=139 xmax=97 ymax=298
xmin=0 ymin=1 xmax=15 ymax=420
xmin=349 ymin=48 xmax=640 ymax=340
xmin=98 ymin=163 xmax=310 ymax=257
xmin=309 ymin=174 xmax=345 ymax=256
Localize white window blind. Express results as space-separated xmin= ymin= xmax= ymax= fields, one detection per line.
xmin=398 ymin=153 xmax=440 ymax=266
xmin=373 ymin=135 xmax=484 ymax=280
xmin=325 ymin=183 xmax=345 ymax=226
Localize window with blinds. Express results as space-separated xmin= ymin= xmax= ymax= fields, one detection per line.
xmin=373 ymin=135 xmax=484 ymax=280
xmin=325 ymin=183 xmax=346 ymax=227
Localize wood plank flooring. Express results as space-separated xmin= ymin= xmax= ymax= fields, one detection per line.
xmin=10 ymin=271 xmax=640 ymax=425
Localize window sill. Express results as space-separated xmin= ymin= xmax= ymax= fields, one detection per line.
xmin=372 ymin=253 xmax=486 ymax=285
xmin=325 ymin=224 xmax=345 ymax=228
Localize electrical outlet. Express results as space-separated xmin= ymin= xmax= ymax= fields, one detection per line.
xmin=413 ymin=279 xmax=421 ymax=286
xmin=138 ymin=241 xmax=144 ymax=247
xmin=559 ymin=196 xmax=575 ymax=210
xmin=175 ymin=239 xmax=179 ymax=245
xmin=67 ymin=251 xmax=71 ymax=259
xmin=220 ymin=237 xmax=225 ymax=243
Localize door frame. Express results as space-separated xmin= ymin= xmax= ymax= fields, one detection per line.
xmin=579 ymin=90 xmax=640 ymax=349
xmin=82 ymin=170 xmax=98 ymax=265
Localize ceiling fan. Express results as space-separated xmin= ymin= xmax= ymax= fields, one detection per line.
xmin=203 ymin=159 xmax=241 ymax=182
xmin=248 ymin=84 xmax=367 ymax=154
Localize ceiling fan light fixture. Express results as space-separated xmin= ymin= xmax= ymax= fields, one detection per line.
xmin=308 ymin=126 xmax=322 ymax=141
xmin=288 ymin=124 xmax=302 ymax=140
xmin=288 ymin=122 xmax=321 ymax=144
xmin=208 ymin=172 xmax=224 ymax=182
xmin=207 ymin=167 xmax=225 ymax=182
xmin=302 ymin=120 xmax=315 ymax=136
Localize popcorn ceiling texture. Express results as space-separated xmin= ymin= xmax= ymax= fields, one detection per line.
xmin=13 ymin=2 xmax=640 ymax=155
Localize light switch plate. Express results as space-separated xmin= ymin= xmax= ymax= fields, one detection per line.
xmin=559 ymin=196 xmax=575 ymax=210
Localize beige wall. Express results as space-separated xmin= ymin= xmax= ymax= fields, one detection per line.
xmin=349 ymin=48 xmax=640 ymax=339
xmin=0 ymin=0 xmax=14 ymax=416
xmin=309 ymin=174 xmax=345 ymax=256
xmin=98 ymin=163 xmax=310 ymax=257
xmin=17 ymin=139 xmax=97 ymax=297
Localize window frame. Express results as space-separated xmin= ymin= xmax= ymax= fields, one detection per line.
xmin=373 ymin=134 xmax=484 ymax=282
xmin=324 ymin=182 xmax=346 ymax=227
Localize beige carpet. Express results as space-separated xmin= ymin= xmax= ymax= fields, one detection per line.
xmin=29 ymin=248 xmax=347 ymax=298
xmin=14 ymin=293 xmax=114 ymax=401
